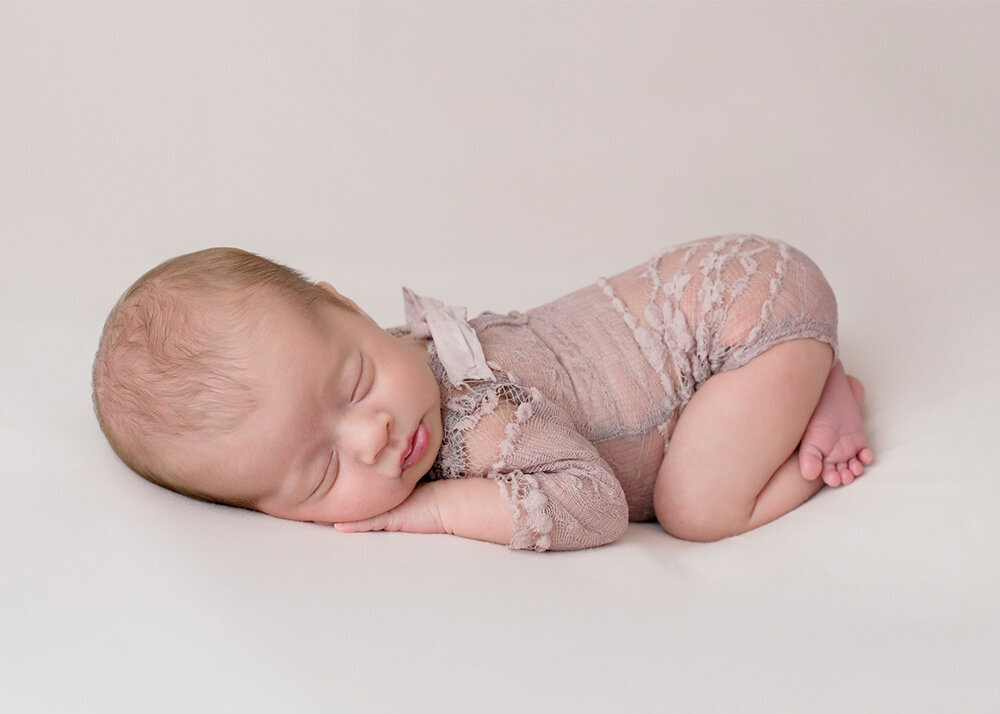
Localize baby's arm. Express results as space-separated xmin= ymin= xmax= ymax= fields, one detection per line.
xmin=334 ymin=457 xmax=631 ymax=551
xmin=338 ymin=380 xmax=630 ymax=551
xmin=333 ymin=478 xmax=514 ymax=546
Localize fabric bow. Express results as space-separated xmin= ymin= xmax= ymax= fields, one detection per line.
xmin=402 ymin=287 xmax=496 ymax=387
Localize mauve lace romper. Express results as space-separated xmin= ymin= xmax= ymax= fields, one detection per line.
xmin=415 ymin=234 xmax=839 ymax=551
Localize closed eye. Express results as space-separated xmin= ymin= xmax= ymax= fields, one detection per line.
xmin=351 ymin=353 xmax=373 ymax=403
xmin=349 ymin=352 xmax=365 ymax=403
xmin=307 ymin=450 xmax=338 ymax=502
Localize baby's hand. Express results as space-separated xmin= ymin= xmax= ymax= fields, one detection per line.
xmin=333 ymin=481 xmax=447 ymax=535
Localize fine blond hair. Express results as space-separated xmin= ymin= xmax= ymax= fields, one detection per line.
xmin=92 ymin=247 xmax=346 ymax=508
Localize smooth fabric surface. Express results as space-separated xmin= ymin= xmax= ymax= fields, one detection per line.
xmin=2 ymin=3 xmax=998 ymax=712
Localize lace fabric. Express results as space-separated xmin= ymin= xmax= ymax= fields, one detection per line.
xmin=416 ymin=235 xmax=838 ymax=551
xmin=425 ymin=352 xmax=629 ymax=551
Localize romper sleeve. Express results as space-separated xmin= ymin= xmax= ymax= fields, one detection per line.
xmin=438 ymin=371 xmax=629 ymax=552
xmin=404 ymin=294 xmax=629 ymax=553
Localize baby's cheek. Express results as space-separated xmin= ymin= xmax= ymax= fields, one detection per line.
xmin=335 ymin=489 xmax=404 ymax=523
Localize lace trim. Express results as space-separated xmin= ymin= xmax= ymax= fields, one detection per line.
xmin=492 ymin=470 xmax=553 ymax=552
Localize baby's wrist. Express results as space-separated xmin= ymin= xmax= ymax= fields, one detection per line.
xmin=434 ymin=478 xmax=514 ymax=546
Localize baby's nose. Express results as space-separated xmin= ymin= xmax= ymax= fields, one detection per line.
xmin=354 ymin=410 xmax=392 ymax=466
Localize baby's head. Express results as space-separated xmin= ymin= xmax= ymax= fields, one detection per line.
xmin=93 ymin=248 xmax=443 ymax=524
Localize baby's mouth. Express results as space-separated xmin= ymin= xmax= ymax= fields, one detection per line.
xmin=400 ymin=421 xmax=429 ymax=472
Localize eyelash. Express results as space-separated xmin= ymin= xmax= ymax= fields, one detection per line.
xmin=351 ymin=354 xmax=372 ymax=403
xmin=350 ymin=356 xmax=364 ymax=402
xmin=307 ymin=453 xmax=334 ymax=500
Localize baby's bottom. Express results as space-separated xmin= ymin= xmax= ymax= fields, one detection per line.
xmin=653 ymin=338 xmax=859 ymax=542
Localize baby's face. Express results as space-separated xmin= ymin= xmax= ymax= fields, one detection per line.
xmin=207 ymin=286 xmax=443 ymax=525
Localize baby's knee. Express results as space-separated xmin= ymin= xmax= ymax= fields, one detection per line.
xmin=653 ymin=492 xmax=741 ymax=543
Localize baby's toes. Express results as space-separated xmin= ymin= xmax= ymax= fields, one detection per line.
xmin=859 ymin=447 xmax=874 ymax=465
xmin=822 ymin=465 xmax=843 ymax=487
xmin=798 ymin=445 xmax=825 ymax=480
xmin=838 ymin=463 xmax=856 ymax=486
xmin=848 ymin=457 xmax=865 ymax=477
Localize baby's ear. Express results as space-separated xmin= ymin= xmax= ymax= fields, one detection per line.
xmin=317 ymin=281 xmax=361 ymax=313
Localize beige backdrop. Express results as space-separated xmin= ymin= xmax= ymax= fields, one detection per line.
xmin=2 ymin=3 xmax=998 ymax=713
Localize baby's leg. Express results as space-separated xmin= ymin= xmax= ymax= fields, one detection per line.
xmin=653 ymin=338 xmax=833 ymax=542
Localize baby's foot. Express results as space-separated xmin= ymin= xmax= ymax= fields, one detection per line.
xmin=798 ymin=360 xmax=874 ymax=486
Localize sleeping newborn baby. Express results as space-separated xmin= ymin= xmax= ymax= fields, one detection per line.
xmin=92 ymin=235 xmax=873 ymax=551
